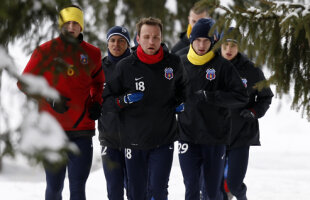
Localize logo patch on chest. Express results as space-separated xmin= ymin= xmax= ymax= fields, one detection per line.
xmin=80 ymin=54 xmax=88 ymax=64
xmin=164 ymin=67 xmax=174 ymax=80
xmin=206 ymin=68 xmax=216 ymax=81
xmin=242 ymin=78 xmax=247 ymax=88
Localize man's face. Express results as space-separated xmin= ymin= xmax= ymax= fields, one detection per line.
xmin=192 ymin=37 xmax=211 ymax=56
xmin=188 ymin=10 xmax=209 ymax=27
xmin=221 ymin=41 xmax=239 ymax=61
xmin=108 ymin=35 xmax=128 ymax=57
xmin=137 ymin=24 xmax=162 ymax=55
xmin=61 ymin=21 xmax=82 ymax=38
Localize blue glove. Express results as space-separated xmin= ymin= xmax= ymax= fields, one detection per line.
xmin=175 ymin=103 xmax=185 ymax=113
xmin=116 ymin=92 xmax=144 ymax=108
xmin=124 ymin=92 xmax=144 ymax=104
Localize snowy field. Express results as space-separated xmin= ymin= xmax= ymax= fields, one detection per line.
xmin=1 ymin=92 xmax=310 ymax=200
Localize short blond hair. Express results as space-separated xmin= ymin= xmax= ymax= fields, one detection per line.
xmin=190 ymin=3 xmax=210 ymax=17
xmin=136 ymin=17 xmax=163 ymax=36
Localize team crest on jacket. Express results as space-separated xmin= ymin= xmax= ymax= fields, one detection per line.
xmin=242 ymin=78 xmax=247 ymax=88
xmin=164 ymin=67 xmax=174 ymax=80
xmin=80 ymin=54 xmax=88 ymax=64
xmin=206 ymin=68 xmax=216 ymax=80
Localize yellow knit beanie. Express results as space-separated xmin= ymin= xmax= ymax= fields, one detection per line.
xmin=59 ymin=6 xmax=84 ymax=31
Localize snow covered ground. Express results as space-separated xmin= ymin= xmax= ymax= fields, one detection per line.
xmin=1 ymin=92 xmax=310 ymax=200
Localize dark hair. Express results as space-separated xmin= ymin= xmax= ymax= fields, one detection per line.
xmin=220 ymin=27 xmax=242 ymax=44
xmin=136 ymin=17 xmax=163 ymax=36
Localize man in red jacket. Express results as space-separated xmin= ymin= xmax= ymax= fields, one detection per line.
xmin=19 ymin=5 xmax=104 ymax=200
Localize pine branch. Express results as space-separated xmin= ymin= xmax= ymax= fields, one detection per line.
xmin=211 ymin=0 xmax=310 ymax=120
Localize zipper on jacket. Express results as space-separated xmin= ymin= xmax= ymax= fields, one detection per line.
xmin=72 ymin=95 xmax=91 ymax=128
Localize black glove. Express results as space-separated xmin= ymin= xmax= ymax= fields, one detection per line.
xmin=240 ymin=109 xmax=256 ymax=120
xmin=116 ymin=92 xmax=144 ymax=108
xmin=195 ymin=90 xmax=207 ymax=102
xmin=88 ymin=102 xmax=102 ymax=120
xmin=47 ymin=95 xmax=70 ymax=113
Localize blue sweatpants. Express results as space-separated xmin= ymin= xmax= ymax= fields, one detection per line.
xmin=223 ymin=146 xmax=249 ymax=200
xmin=124 ymin=143 xmax=174 ymax=200
xmin=200 ymin=167 xmax=208 ymax=200
xmin=178 ymin=141 xmax=226 ymax=200
xmin=45 ymin=137 xmax=93 ymax=200
xmin=101 ymin=146 xmax=127 ymax=200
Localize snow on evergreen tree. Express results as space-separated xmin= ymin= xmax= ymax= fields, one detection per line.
xmin=197 ymin=0 xmax=310 ymax=119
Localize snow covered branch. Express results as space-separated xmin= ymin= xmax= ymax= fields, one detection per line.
xmin=0 ymin=45 xmax=77 ymax=170
xmin=19 ymin=111 xmax=79 ymax=165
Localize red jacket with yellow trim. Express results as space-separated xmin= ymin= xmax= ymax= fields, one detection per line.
xmin=21 ymin=35 xmax=104 ymax=132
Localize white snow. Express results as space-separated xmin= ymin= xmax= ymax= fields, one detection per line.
xmin=33 ymin=1 xmax=42 ymax=11
xmin=280 ymin=11 xmax=300 ymax=24
xmin=19 ymin=111 xmax=78 ymax=163
xmin=0 ymin=46 xmax=15 ymax=71
xmin=19 ymin=111 xmax=66 ymax=152
xmin=19 ymin=74 xmax=59 ymax=100
xmin=247 ymin=6 xmax=260 ymax=13
xmin=165 ymin=0 xmax=177 ymax=14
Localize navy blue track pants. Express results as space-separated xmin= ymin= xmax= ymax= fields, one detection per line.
xmin=101 ymin=146 xmax=127 ymax=200
xmin=124 ymin=143 xmax=174 ymax=200
xmin=178 ymin=141 xmax=226 ymax=200
xmin=45 ymin=137 xmax=93 ymax=200
xmin=223 ymin=146 xmax=249 ymax=200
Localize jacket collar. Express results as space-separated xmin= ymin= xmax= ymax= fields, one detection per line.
xmin=60 ymin=33 xmax=83 ymax=44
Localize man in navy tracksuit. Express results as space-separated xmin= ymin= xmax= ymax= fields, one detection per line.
xmin=177 ymin=18 xmax=248 ymax=200
xmin=220 ymin=27 xmax=274 ymax=200
xmin=103 ymin=17 xmax=187 ymax=200
xmin=98 ymin=26 xmax=131 ymax=200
